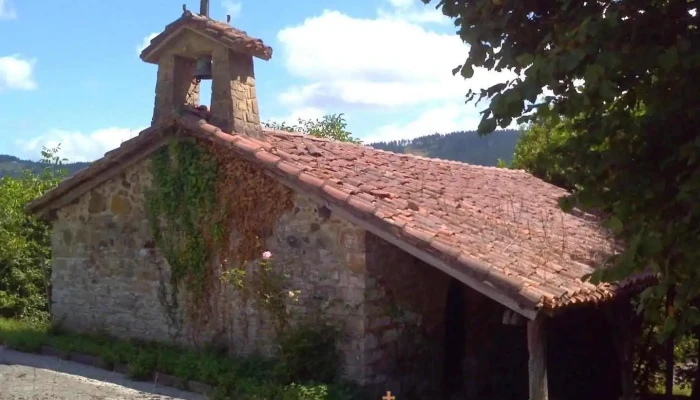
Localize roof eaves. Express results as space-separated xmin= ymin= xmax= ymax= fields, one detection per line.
xmin=26 ymin=127 xmax=166 ymax=219
xmin=139 ymin=11 xmax=273 ymax=64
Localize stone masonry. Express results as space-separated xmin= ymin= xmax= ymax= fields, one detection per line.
xmin=209 ymin=46 xmax=262 ymax=139
xmin=152 ymin=54 xmax=199 ymax=126
xmin=49 ymin=155 xmax=367 ymax=381
xmin=47 ymin=142 xmax=477 ymax=392
xmin=149 ymin=29 xmax=262 ymax=140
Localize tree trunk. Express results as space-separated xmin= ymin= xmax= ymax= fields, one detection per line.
xmin=665 ymin=286 xmax=676 ymax=399
xmin=690 ymin=299 xmax=700 ymax=400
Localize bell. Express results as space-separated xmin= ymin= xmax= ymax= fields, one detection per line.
xmin=194 ymin=56 xmax=213 ymax=82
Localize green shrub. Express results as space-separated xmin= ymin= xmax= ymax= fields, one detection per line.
xmin=0 ymin=317 xmax=48 ymax=352
xmin=277 ymin=322 xmax=343 ymax=384
xmin=0 ymin=147 xmax=66 ymax=321
xmin=0 ymin=317 xmax=365 ymax=400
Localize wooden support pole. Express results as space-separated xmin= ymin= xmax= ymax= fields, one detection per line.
xmin=665 ymin=285 xmax=676 ymax=399
xmin=528 ymin=315 xmax=549 ymax=400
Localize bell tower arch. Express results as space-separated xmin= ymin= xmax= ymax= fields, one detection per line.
xmin=138 ymin=0 xmax=272 ymax=140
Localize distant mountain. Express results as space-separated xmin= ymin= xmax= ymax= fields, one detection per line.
xmin=369 ymin=129 xmax=522 ymax=166
xmin=0 ymin=155 xmax=90 ymax=179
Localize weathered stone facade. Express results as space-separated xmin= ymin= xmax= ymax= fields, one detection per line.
xmin=50 ymin=153 xmax=367 ymax=380
xmin=48 ymin=143 xmax=548 ymax=396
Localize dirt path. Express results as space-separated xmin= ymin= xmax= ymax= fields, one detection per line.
xmin=0 ymin=346 xmax=207 ymax=400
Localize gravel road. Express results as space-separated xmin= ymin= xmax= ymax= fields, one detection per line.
xmin=0 ymin=346 xmax=207 ymax=400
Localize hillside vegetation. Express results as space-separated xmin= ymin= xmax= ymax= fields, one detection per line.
xmin=369 ymin=129 xmax=521 ymax=166
xmin=0 ymin=129 xmax=522 ymax=180
xmin=0 ymin=155 xmax=89 ymax=179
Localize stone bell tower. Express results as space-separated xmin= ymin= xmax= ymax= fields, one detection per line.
xmin=138 ymin=0 xmax=273 ymax=140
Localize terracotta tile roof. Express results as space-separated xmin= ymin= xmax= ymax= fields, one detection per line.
xmin=139 ymin=10 xmax=272 ymax=63
xmin=27 ymin=110 xmax=656 ymax=315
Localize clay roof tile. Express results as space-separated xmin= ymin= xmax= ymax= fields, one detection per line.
xmin=140 ymin=10 xmax=273 ymax=63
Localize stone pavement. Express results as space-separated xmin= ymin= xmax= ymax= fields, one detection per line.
xmin=0 ymin=346 xmax=206 ymax=400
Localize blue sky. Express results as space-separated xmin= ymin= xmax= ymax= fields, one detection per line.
xmin=0 ymin=0 xmax=510 ymax=162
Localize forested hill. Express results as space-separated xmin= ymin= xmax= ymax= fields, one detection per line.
xmin=369 ymin=129 xmax=521 ymax=166
xmin=0 ymin=154 xmax=90 ymax=178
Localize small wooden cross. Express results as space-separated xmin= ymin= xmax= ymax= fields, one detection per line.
xmin=382 ymin=391 xmax=396 ymax=400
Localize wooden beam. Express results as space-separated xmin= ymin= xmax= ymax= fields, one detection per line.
xmin=262 ymin=169 xmax=540 ymax=321
xmin=527 ymin=315 xmax=549 ymax=400
xmin=503 ymin=309 xmax=527 ymax=326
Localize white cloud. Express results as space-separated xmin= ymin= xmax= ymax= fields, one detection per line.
xmin=387 ymin=0 xmax=414 ymax=8
xmin=222 ymin=1 xmax=242 ymax=19
xmin=377 ymin=0 xmax=449 ymax=24
xmin=276 ymin=10 xmax=513 ymax=111
xmin=18 ymin=127 xmax=145 ymax=162
xmin=264 ymin=107 xmax=324 ymax=126
xmin=0 ymin=55 xmax=37 ymax=91
xmin=0 ymin=0 xmax=17 ymax=20
xmin=136 ymin=32 xmax=158 ymax=55
xmin=362 ymin=103 xmax=485 ymax=143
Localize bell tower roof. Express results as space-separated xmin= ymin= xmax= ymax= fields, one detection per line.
xmin=139 ymin=8 xmax=273 ymax=64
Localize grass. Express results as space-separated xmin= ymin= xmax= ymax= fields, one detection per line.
xmin=650 ymin=385 xmax=692 ymax=397
xmin=0 ymin=318 xmax=365 ymax=400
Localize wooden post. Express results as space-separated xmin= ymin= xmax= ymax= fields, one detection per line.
xmin=665 ymin=285 xmax=676 ymax=399
xmin=528 ymin=315 xmax=549 ymax=400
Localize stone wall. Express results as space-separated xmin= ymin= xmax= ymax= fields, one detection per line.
xmin=210 ymin=46 xmax=261 ymax=139
xmin=360 ymin=233 xmax=533 ymax=399
xmin=363 ymin=233 xmax=453 ymax=397
xmin=50 ymin=151 xmax=367 ymax=380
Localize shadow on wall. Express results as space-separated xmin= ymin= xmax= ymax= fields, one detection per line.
xmin=547 ymin=306 xmax=622 ymax=400
xmin=363 ymin=232 xmax=529 ymax=400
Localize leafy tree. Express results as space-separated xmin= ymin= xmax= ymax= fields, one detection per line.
xmin=263 ymin=114 xmax=361 ymax=144
xmin=424 ymin=0 xmax=700 ymax=339
xmin=511 ymin=115 xmax=575 ymax=190
xmin=0 ymin=146 xmax=66 ymax=322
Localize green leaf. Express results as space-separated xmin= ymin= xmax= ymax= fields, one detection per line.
xmin=638 ymin=234 xmax=663 ymax=258
xmin=461 ymin=64 xmax=475 ymax=79
xmin=557 ymin=195 xmax=576 ymax=212
xmin=584 ymin=63 xmax=605 ymax=83
xmin=659 ymin=47 xmax=679 ymax=70
xmin=478 ymin=117 xmax=497 ymax=134
xmin=603 ymin=216 xmax=623 ymax=235
xmin=659 ymin=316 xmax=678 ymax=343
xmin=516 ymin=53 xmax=533 ymax=67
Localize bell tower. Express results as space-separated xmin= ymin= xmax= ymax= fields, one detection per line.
xmin=139 ymin=0 xmax=273 ymax=140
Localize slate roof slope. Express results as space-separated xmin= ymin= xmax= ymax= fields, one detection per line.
xmin=27 ymin=110 xmax=656 ymax=315
xmin=139 ymin=10 xmax=273 ymax=62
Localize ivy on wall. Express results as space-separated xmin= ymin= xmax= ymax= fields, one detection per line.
xmin=145 ymin=137 xmax=222 ymax=324
xmin=144 ymin=131 xmax=296 ymax=339
xmin=143 ymin=132 xmax=346 ymax=383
